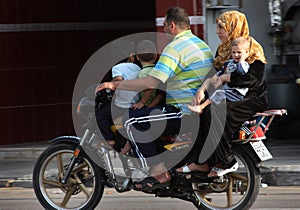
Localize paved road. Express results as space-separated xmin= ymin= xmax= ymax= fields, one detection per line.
xmin=0 ymin=186 xmax=300 ymax=209
xmin=0 ymin=137 xmax=300 ymax=187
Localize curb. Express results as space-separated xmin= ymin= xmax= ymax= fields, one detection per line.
xmin=262 ymin=171 xmax=300 ymax=186
xmin=260 ymin=163 xmax=300 ymax=186
xmin=1 ymin=168 xmax=300 ymax=188
xmin=0 ymin=179 xmax=33 ymax=188
xmin=0 ymin=173 xmax=33 ymax=188
xmin=1 ymin=140 xmax=300 ymax=188
xmin=0 ymin=147 xmax=44 ymax=160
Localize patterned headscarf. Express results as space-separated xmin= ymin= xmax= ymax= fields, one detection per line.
xmin=214 ymin=10 xmax=267 ymax=70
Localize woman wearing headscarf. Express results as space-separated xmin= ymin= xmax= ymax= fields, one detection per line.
xmin=177 ymin=10 xmax=268 ymax=177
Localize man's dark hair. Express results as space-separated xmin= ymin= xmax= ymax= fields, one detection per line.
xmin=165 ymin=6 xmax=190 ymax=30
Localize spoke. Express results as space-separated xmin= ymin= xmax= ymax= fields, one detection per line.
xmin=78 ymin=183 xmax=91 ymax=197
xmin=226 ymin=177 xmax=233 ymax=207
xmin=61 ymin=188 xmax=74 ymax=208
xmin=230 ymin=173 xmax=248 ymax=182
xmin=43 ymin=179 xmax=62 ymax=188
xmin=75 ymin=176 xmax=92 ymax=197
xmin=73 ymin=162 xmax=88 ymax=174
xmin=56 ymin=153 xmax=65 ymax=178
xmin=68 ymin=176 xmax=79 ymax=185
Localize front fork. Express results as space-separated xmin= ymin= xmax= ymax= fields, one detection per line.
xmin=61 ymin=147 xmax=81 ymax=184
xmin=60 ymin=128 xmax=121 ymax=186
xmin=60 ymin=129 xmax=98 ymax=184
xmin=60 ymin=128 xmax=132 ymax=191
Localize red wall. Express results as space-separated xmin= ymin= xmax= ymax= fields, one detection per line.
xmin=0 ymin=0 xmax=156 ymax=145
xmin=0 ymin=0 xmax=203 ymax=145
xmin=155 ymin=0 xmax=204 ymax=38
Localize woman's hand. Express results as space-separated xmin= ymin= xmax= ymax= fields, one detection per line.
xmin=212 ymin=73 xmax=231 ymax=89
xmin=192 ymin=89 xmax=205 ymax=106
xmin=212 ymin=76 xmax=222 ymax=89
xmin=211 ymin=74 xmax=219 ymax=82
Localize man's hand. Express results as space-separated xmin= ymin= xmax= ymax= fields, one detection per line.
xmin=95 ymin=81 xmax=118 ymax=94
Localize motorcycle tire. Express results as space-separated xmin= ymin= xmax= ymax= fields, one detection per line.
xmin=33 ymin=142 xmax=105 ymax=210
xmin=192 ymin=145 xmax=261 ymax=210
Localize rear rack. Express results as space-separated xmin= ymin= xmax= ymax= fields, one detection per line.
xmin=231 ymin=109 xmax=287 ymax=143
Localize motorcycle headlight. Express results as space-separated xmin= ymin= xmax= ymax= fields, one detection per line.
xmin=77 ymin=97 xmax=95 ymax=117
xmin=95 ymin=89 xmax=114 ymax=111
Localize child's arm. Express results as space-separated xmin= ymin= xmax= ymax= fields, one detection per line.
xmin=188 ymin=98 xmax=212 ymax=114
xmin=236 ymin=61 xmax=250 ymax=75
xmin=147 ymin=92 xmax=164 ymax=107
xmin=131 ymin=88 xmax=154 ymax=109
xmin=192 ymin=78 xmax=212 ymax=106
xmin=202 ymin=99 xmax=212 ymax=108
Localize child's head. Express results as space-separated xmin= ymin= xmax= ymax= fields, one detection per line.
xmin=231 ymin=37 xmax=250 ymax=62
xmin=136 ymin=40 xmax=157 ymax=63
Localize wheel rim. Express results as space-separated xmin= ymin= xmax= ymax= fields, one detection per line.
xmin=38 ymin=149 xmax=97 ymax=209
xmin=192 ymin=154 xmax=252 ymax=209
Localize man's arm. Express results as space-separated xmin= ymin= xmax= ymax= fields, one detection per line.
xmin=111 ymin=76 xmax=123 ymax=81
xmin=95 ymin=75 xmax=161 ymax=93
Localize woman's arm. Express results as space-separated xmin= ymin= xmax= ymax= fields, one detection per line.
xmin=192 ymin=78 xmax=212 ymax=105
xmin=228 ymin=60 xmax=265 ymax=88
xmin=212 ymin=74 xmax=230 ymax=89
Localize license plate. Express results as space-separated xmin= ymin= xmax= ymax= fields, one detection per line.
xmin=250 ymin=140 xmax=273 ymax=161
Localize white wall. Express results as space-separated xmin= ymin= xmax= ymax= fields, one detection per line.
xmin=242 ymin=0 xmax=281 ymax=74
xmin=205 ymin=0 xmax=281 ymax=74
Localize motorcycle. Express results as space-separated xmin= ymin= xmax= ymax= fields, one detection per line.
xmin=32 ymin=86 xmax=287 ymax=210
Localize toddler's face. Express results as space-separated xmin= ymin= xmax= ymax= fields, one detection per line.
xmin=231 ymin=45 xmax=249 ymax=62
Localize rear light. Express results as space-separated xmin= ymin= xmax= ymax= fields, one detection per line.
xmin=239 ymin=130 xmax=246 ymax=140
xmin=250 ymin=126 xmax=265 ymax=138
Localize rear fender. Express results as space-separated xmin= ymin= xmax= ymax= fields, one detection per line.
xmin=50 ymin=136 xmax=81 ymax=145
xmin=233 ymin=143 xmax=261 ymax=168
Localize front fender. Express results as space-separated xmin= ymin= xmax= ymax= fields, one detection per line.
xmin=50 ymin=136 xmax=81 ymax=145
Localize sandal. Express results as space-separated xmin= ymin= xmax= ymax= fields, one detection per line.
xmin=134 ymin=176 xmax=170 ymax=191
xmin=107 ymin=140 xmax=116 ymax=146
xmin=176 ymin=163 xmax=210 ymax=174
xmin=98 ymin=140 xmax=115 ymax=148
xmin=207 ymin=162 xmax=239 ymax=177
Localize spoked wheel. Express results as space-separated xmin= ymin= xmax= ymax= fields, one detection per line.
xmin=192 ymin=147 xmax=261 ymax=210
xmin=33 ymin=143 xmax=105 ymax=210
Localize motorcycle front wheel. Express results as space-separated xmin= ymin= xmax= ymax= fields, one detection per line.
xmin=33 ymin=143 xmax=105 ymax=210
xmin=192 ymin=145 xmax=261 ymax=210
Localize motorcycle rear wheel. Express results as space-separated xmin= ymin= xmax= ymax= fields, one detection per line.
xmin=192 ymin=146 xmax=260 ymax=210
xmin=33 ymin=143 xmax=105 ymax=210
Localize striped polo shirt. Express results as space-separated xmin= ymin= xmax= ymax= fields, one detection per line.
xmin=148 ymin=30 xmax=213 ymax=114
